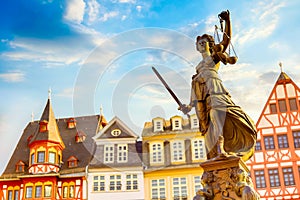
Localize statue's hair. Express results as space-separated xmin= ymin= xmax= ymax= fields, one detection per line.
xmin=196 ymin=34 xmax=215 ymax=54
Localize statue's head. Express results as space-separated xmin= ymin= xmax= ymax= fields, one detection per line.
xmin=196 ymin=34 xmax=215 ymax=53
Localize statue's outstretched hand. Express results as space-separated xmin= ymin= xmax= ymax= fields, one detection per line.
xmin=178 ymin=104 xmax=192 ymax=115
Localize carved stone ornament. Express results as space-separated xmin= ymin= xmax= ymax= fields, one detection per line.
xmin=194 ymin=156 xmax=260 ymax=200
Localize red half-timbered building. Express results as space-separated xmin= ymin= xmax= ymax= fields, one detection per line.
xmin=0 ymin=96 xmax=106 ymax=200
xmin=247 ymin=70 xmax=300 ymax=199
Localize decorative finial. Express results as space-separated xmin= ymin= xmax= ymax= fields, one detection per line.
xmin=279 ymin=62 xmax=283 ymax=72
xmin=48 ymin=87 xmax=52 ymax=99
xmin=31 ymin=111 xmax=34 ymax=123
xmin=100 ymin=105 xmax=104 ymax=116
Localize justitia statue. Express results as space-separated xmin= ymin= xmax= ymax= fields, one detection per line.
xmin=179 ymin=10 xmax=257 ymax=162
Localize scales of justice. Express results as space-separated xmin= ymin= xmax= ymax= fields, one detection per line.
xmin=153 ymin=10 xmax=260 ymax=200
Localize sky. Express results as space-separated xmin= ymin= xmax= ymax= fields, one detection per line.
xmin=1 ymin=0 xmax=300 ymax=174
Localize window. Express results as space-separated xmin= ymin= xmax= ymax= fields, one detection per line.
xmin=67 ymin=156 xmax=78 ymax=168
xmin=44 ymin=185 xmax=52 ymax=197
xmin=192 ymin=139 xmax=205 ymax=160
xmin=63 ymin=186 xmax=68 ymax=198
xmin=191 ymin=116 xmax=199 ymax=129
xmin=7 ymin=190 xmax=12 ymax=200
xmin=104 ymin=145 xmax=114 ymax=163
xmin=278 ymin=99 xmax=287 ymax=112
xmin=111 ymin=129 xmax=121 ymax=137
xmin=254 ymin=170 xmax=266 ymax=188
xmin=49 ymin=152 xmax=56 ymax=164
xmin=264 ymin=136 xmax=275 ymax=150
xmin=172 ymin=118 xmax=182 ymax=131
xmin=270 ymin=103 xmax=277 ymax=114
xmin=14 ymin=190 xmax=19 ymax=200
xmin=16 ymin=161 xmax=25 ymax=172
xmin=194 ymin=176 xmax=202 ymax=194
xmin=153 ymin=119 xmax=164 ymax=132
xmin=171 ymin=141 xmax=185 ymax=162
xmin=289 ymin=98 xmax=298 ymax=111
xmin=150 ymin=143 xmax=164 ymax=164
xmin=283 ymin=167 xmax=295 ymax=186
xmin=93 ymin=175 xmax=105 ymax=192
xmin=278 ymin=134 xmax=289 ymax=148
xmin=172 ymin=177 xmax=188 ymax=200
xmin=268 ymin=169 xmax=280 ymax=187
xmin=67 ymin=118 xmax=76 ymax=129
xmin=117 ymin=144 xmax=128 ymax=163
xmin=151 ymin=179 xmax=166 ymax=200
xmin=35 ymin=186 xmax=42 ymax=198
xmin=31 ymin=153 xmax=35 ymax=165
xmin=37 ymin=151 xmax=45 ymax=163
xmin=109 ymin=175 xmax=121 ymax=191
xmin=126 ymin=174 xmax=138 ymax=191
xmin=293 ymin=130 xmax=300 ymax=148
xmin=25 ymin=186 xmax=33 ymax=198
xmin=255 ymin=141 xmax=262 ymax=151
xmin=69 ymin=186 xmax=74 ymax=198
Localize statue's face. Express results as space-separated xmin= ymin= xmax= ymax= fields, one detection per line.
xmin=196 ymin=38 xmax=209 ymax=53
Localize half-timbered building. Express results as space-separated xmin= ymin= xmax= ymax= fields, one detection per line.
xmin=0 ymin=96 xmax=106 ymax=200
xmin=247 ymin=70 xmax=300 ymax=199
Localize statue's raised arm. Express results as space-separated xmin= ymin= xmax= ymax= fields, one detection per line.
xmin=212 ymin=10 xmax=237 ymax=65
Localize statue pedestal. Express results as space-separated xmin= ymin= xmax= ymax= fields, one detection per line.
xmin=195 ymin=155 xmax=260 ymax=200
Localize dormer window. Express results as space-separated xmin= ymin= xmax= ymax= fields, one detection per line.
xmin=171 ymin=117 xmax=182 ymax=131
xmin=16 ymin=161 xmax=25 ymax=172
xmin=67 ymin=156 xmax=78 ymax=168
xmin=67 ymin=118 xmax=76 ymax=129
xmin=153 ymin=118 xmax=164 ymax=132
xmin=75 ymin=131 xmax=86 ymax=143
xmin=39 ymin=120 xmax=48 ymax=132
xmin=190 ymin=115 xmax=199 ymax=129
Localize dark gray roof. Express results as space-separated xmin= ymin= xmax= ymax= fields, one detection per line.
xmin=1 ymin=115 xmax=100 ymax=178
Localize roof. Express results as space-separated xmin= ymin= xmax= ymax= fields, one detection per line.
xmin=277 ymin=71 xmax=292 ymax=84
xmin=1 ymin=114 xmax=100 ymax=178
xmin=29 ymin=98 xmax=65 ymax=147
xmin=90 ymin=116 xmax=142 ymax=169
xmin=142 ymin=114 xmax=199 ymax=137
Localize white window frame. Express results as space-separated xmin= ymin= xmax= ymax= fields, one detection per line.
xmin=171 ymin=140 xmax=185 ymax=163
xmin=93 ymin=175 xmax=105 ymax=192
xmin=48 ymin=152 xmax=56 ymax=164
xmin=150 ymin=142 xmax=164 ymax=165
xmin=172 ymin=177 xmax=188 ymax=200
xmin=172 ymin=118 xmax=182 ymax=131
xmin=153 ymin=119 xmax=164 ymax=132
xmin=191 ymin=138 xmax=205 ymax=160
xmin=190 ymin=115 xmax=199 ymax=129
xmin=194 ymin=176 xmax=202 ymax=195
xmin=104 ymin=144 xmax=114 ymax=163
xmin=126 ymin=174 xmax=138 ymax=191
xmin=109 ymin=175 xmax=122 ymax=191
xmin=117 ymin=144 xmax=128 ymax=163
xmin=151 ymin=179 xmax=166 ymax=200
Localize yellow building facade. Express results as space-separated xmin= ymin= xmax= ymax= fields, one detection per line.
xmin=142 ymin=114 xmax=206 ymax=200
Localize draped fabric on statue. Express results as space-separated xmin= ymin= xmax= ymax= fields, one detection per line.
xmin=191 ymin=56 xmax=257 ymax=161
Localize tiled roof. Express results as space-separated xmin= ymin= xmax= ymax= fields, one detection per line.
xmin=1 ymin=114 xmax=100 ymax=179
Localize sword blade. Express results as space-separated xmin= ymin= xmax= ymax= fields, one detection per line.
xmin=151 ymin=66 xmax=183 ymax=107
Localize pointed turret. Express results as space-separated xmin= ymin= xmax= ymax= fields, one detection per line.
xmin=29 ymin=98 xmax=65 ymax=148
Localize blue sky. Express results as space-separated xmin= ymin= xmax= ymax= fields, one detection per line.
xmin=1 ymin=0 xmax=300 ymax=173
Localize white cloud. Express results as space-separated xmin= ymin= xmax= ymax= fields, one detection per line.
xmin=100 ymin=11 xmax=119 ymax=22
xmin=64 ymin=0 xmax=86 ymax=23
xmin=0 ymin=71 xmax=25 ymax=82
xmin=56 ymin=88 xmax=74 ymax=98
xmin=136 ymin=5 xmax=142 ymax=12
xmin=119 ymin=0 xmax=136 ymax=3
xmin=235 ymin=0 xmax=285 ymax=46
xmin=87 ymin=0 xmax=100 ymax=24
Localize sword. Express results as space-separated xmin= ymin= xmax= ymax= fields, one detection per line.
xmin=151 ymin=67 xmax=189 ymax=117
